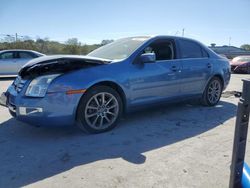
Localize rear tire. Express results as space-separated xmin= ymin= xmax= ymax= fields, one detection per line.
xmin=76 ymin=86 xmax=123 ymax=134
xmin=201 ymin=77 xmax=223 ymax=106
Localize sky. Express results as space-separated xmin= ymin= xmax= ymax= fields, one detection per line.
xmin=0 ymin=0 xmax=249 ymax=47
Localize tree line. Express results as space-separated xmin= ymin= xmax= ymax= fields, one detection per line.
xmin=0 ymin=37 xmax=249 ymax=55
xmin=0 ymin=38 xmax=114 ymax=55
xmin=241 ymin=44 xmax=250 ymax=51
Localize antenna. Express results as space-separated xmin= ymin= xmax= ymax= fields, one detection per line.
xmin=182 ymin=28 xmax=185 ymax=37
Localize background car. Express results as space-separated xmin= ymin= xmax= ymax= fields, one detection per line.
xmin=2 ymin=36 xmax=231 ymax=133
xmin=230 ymin=56 xmax=250 ymax=74
xmin=0 ymin=49 xmax=44 ymax=75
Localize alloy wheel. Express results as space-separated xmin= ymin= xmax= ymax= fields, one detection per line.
xmin=207 ymin=79 xmax=221 ymax=104
xmin=84 ymin=92 xmax=119 ymax=130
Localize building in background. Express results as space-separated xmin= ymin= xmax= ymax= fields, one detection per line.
xmin=209 ymin=43 xmax=250 ymax=59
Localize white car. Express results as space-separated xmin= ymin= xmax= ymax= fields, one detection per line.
xmin=0 ymin=49 xmax=44 ymax=75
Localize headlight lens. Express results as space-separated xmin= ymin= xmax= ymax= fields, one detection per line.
xmin=25 ymin=74 xmax=60 ymax=97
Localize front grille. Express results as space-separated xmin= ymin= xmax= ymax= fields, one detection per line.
xmin=13 ymin=76 xmax=27 ymax=93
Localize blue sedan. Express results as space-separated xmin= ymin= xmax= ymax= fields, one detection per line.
xmin=1 ymin=36 xmax=231 ymax=133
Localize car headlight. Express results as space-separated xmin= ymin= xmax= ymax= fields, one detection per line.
xmin=25 ymin=74 xmax=60 ymax=97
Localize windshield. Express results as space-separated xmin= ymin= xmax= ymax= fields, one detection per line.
xmin=87 ymin=37 xmax=150 ymax=60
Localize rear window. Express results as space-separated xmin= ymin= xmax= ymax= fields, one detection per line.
xmin=179 ymin=40 xmax=208 ymax=59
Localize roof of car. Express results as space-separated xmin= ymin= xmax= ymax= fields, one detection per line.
xmin=125 ymin=35 xmax=200 ymax=41
xmin=0 ymin=49 xmax=44 ymax=54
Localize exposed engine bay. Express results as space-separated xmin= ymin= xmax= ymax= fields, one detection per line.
xmin=19 ymin=56 xmax=111 ymax=79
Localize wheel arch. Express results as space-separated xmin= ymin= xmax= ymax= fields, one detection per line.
xmin=89 ymin=81 xmax=127 ymax=109
xmin=75 ymin=81 xmax=127 ymax=121
xmin=203 ymin=74 xmax=225 ymax=93
xmin=213 ymin=74 xmax=224 ymax=89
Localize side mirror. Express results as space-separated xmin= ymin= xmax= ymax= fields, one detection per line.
xmin=140 ymin=53 xmax=156 ymax=63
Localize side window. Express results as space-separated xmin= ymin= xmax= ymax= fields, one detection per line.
xmin=0 ymin=52 xmax=14 ymax=59
xmin=201 ymin=48 xmax=209 ymax=58
xmin=18 ymin=52 xmax=35 ymax=58
xmin=179 ymin=40 xmax=207 ymax=59
xmin=143 ymin=40 xmax=175 ymax=61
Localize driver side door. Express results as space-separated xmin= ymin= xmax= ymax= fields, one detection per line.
xmin=128 ymin=39 xmax=182 ymax=106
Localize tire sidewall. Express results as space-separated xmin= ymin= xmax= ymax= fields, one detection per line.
xmin=77 ymin=86 xmax=123 ymax=133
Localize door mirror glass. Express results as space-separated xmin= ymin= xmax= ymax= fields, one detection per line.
xmin=140 ymin=53 xmax=156 ymax=63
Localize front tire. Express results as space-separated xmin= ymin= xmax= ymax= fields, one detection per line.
xmin=201 ymin=77 xmax=223 ymax=106
xmin=76 ymin=86 xmax=123 ymax=134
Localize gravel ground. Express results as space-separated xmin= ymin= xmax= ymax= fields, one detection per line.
xmin=0 ymin=74 xmax=250 ymax=188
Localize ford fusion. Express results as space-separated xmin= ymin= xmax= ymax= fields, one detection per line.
xmin=0 ymin=36 xmax=231 ymax=133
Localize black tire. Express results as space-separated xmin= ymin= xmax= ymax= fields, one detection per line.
xmin=201 ymin=77 xmax=223 ymax=106
xmin=9 ymin=109 xmax=16 ymax=117
xmin=76 ymin=85 xmax=123 ymax=134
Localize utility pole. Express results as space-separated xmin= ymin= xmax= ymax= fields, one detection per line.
xmin=182 ymin=28 xmax=185 ymax=37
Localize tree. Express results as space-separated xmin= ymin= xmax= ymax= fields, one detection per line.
xmin=241 ymin=44 xmax=250 ymax=51
xmin=101 ymin=39 xmax=114 ymax=45
xmin=63 ymin=38 xmax=81 ymax=54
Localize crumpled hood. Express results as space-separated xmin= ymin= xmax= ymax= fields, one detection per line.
xmin=19 ymin=55 xmax=111 ymax=79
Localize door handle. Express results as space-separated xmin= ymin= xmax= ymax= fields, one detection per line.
xmin=207 ymin=63 xmax=212 ymax=68
xmin=171 ymin=65 xmax=177 ymax=72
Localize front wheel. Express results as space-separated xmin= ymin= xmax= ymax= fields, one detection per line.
xmin=76 ymin=86 xmax=123 ymax=133
xmin=201 ymin=77 xmax=223 ymax=106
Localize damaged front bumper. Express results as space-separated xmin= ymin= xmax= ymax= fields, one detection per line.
xmin=1 ymin=91 xmax=43 ymax=117
xmin=3 ymin=83 xmax=80 ymax=127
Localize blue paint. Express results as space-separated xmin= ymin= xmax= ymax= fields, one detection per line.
xmin=242 ymin=163 xmax=250 ymax=188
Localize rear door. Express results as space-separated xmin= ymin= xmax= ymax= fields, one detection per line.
xmin=15 ymin=51 xmax=36 ymax=72
xmin=177 ymin=39 xmax=212 ymax=95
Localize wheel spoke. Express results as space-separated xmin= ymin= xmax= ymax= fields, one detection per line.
xmin=107 ymin=111 xmax=116 ymax=116
xmin=87 ymin=106 xmax=98 ymax=110
xmin=105 ymin=97 xmax=113 ymax=106
xmin=99 ymin=116 xmax=104 ymax=127
xmin=86 ymin=112 xmax=98 ymax=118
xmin=101 ymin=93 xmax=105 ymax=105
xmin=92 ymin=115 xmax=99 ymax=126
xmin=104 ymin=115 xmax=111 ymax=123
xmin=94 ymin=96 xmax=100 ymax=106
xmin=107 ymin=104 xmax=118 ymax=110
xmin=208 ymin=95 xmax=212 ymax=101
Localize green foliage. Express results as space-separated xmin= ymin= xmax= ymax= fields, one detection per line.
xmin=63 ymin=38 xmax=81 ymax=54
xmin=241 ymin=44 xmax=250 ymax=51
xmin=0 ymin=38 xmax=103 ymax=55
